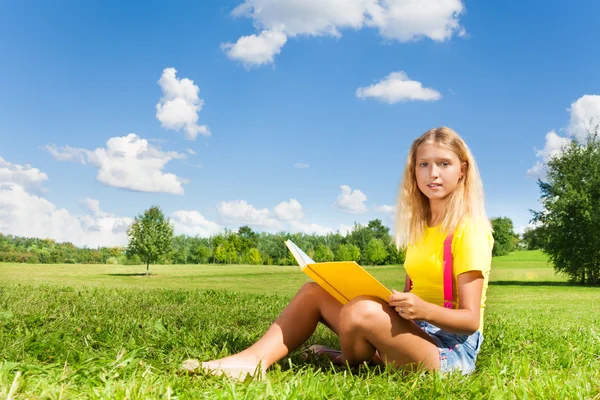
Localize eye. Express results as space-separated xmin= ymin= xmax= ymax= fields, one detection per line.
xmin=419 ymin=162 xmax=428 ymax=167
xmin=440 ymin=161 xmax=450 ymax=167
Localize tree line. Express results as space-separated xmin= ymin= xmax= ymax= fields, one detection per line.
xmin=1 ymin=215 xmax=527 ymax=267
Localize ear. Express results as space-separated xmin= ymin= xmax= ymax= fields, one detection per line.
xmin=460 ymin=161 xmax=467 ymax=180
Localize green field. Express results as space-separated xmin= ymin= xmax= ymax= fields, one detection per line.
xmin=0 ymin=251 xmax=598 ymax=399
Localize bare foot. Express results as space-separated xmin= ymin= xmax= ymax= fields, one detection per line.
xmin=180 ymin=355 xmax=266 ymax=381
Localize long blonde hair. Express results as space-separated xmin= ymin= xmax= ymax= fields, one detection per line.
xmin=395 ymin=126 xmax=491 ymax=248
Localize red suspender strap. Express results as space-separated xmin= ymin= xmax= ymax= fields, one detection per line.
xmin=406 ymin=234 xmax=454 ymax=309
xmin=443 ymin=234 xmax=454 ymax=309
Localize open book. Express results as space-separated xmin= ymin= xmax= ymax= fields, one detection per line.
xmin=285 ymin=240 xmax=392 ymax=305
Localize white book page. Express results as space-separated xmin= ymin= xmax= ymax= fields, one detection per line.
xmin=285 ymin=240 xmax=315 ymax=267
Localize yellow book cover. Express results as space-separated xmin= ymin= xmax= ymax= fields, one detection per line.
xmin=285 ymin=240 xmax=392 ymax=305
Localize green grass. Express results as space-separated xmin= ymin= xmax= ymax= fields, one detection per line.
xmin=0 ymin=251 xmax=598 ymax=399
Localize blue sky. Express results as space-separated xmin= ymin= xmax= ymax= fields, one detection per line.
xmin=1 ymin=0 xmax=600 ymax=247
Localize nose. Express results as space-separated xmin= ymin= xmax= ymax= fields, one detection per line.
xmin=429 ymin=164 xmax=440 ymax=178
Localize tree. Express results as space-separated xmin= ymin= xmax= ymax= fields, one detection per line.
xmin=490 ymin=217 xmax=518 ymax=256
xmin=245 ymin=248 xmax=262 ymax=265
xmin=521 ymin=226 xmax=544 ymax=250
xmin=532 ymin=129 xmax=600 ymax=285
xmin=314 ymin=243 xmax=334 ymax=262
xmin=367 ymin=219 xmax=390 ymax=241
xmin=363 ymin=238 xmax=388 ymax=265
xmin=346 ymin=223 xmax=374 ymax=263
xmin=126 ymin=206 xmax=174 ymax=276
xmin=334 ymin=244 xmax=361 ymax=262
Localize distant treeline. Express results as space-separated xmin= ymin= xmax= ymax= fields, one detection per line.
xmin=0 ymin=216 xmax=536 ymax=266
xmin=0 ymin=219 xmax=405 ymax=266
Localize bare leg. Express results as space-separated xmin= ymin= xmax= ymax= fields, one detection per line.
xmin=183 ymin=282 xmax=344 ymax=379
xmin=337 ymin=296 xmax=440 ymax=371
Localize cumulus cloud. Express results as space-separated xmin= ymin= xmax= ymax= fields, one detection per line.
xmin=45 ymin=134 xmax=188 ymax=195
xmin=528 ymin=130 xmax=571 ymax=178
xmin=567 ymin=95 xmax=600 ymax=140
xmin=156 ymin=68 xmax=211 ymax=140
xmin=222 ymin=28 xmax=288 ymax=68
xmin=0 ymin=156 xmax=48 ymax=193
xmin=274 ymin=198 xmax=304 ymax=221
xmin=79 ymin=198 xmax=106 ymax=217
xmin=0 ymin=158 xmax=132 ymax=248
xmin=172 ymin=210 xmax=222 ymax=237
xmin=217 ymin=200 xmax=282 ymax=230
xmin=224 ymin=0 xmax=465 ymax=66
xmin=334 ymin=185 xmax=368 ymax=213
xmin=529 ymin=94 xmax=600 ymax=178
xmin=356 ymin=71 xmax=441 ymax=103
xmin=288 ymin=220 xmax=333 ymax=236
xmin=375 ymin=204 xmax=396 ymax=214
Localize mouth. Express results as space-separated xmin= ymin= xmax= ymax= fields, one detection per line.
xmin=427 ymin=183 xmax=442 ymax=188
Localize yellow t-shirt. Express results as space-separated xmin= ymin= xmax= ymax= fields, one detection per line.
xmin=403 ymin=219 xmax=493 ymax=331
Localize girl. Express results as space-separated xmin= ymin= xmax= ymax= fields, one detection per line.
xmin=182 ymin=126 xmax=493 ymax=379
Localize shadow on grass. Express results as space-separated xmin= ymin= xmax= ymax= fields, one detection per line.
xmin=489 ymin=280 xmax=574 ymax=287
xmin=105 ymin=273 xmax=157 ymax=277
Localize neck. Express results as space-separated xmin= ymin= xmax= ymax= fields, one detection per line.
xmin=428 ymin=199 xmax=446 ymax=226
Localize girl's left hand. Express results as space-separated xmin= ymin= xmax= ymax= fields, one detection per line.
xmin=388 ymin=289 xmax=430 ymax=321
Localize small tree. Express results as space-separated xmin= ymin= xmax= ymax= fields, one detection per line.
xmin=521 ymin=226 xmax=545 ymax=250
xmin=363 ymin=238 xmax=388 ymax=265
xmin=490 ymin=217 xmax=518 ymax=256
xmin=532 ymin=129 xmax=600 ymax=285
xmin=126 ymin=206 xmax=174 ymax=276
xmin=314 ymin=243 xmax=334 ymax=262
xmin=334 ymin=244 xmax=361 ymax=262
xmin=245 ymin=248 xmax=262 ymax=265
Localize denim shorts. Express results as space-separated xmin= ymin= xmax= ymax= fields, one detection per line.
xmin=416 ymin=320 xmax=483 ymax=375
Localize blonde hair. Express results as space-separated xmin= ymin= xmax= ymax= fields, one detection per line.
xmin=395 ymin=126 xmax=491 ymax=248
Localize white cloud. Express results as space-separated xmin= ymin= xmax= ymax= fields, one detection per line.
xmin=44 ymin=145 xmax=86 ymax=164
xmin=172 ymin=210 xmax=222 ymax=237
xmin=356 ymin=71 xmax=441 ymax=103
xmin=334 ymin=185 xmax=368 ymax=213
xmin=375 ymin=204 xmax=396 ymax=213
xmin=46 ymin=134 xmax=188 ymax=195
xmin=217 ymin=200 xmax=282 ymax=230
xmin=156 ymin=68 xmax=211 ymax=140
xmin=79 ymin=198 xmax=106 ymax=217
xmin=528 ymin=130 xmax=571 ymax=178
xmin=274 ymin=199 xmax=304 ymax=221
xmin=222 ymin=28 xmax=288 ymax=68
xmin=339 ymin=224 xmax=354 ymax=236
xmin=288 ymin=220 xmax=333 ymax=236
xmin=370 ymin=0 xmax=465 ymax=42
xmin=186 ymin=148 xmax=197 ymax=156
xmin=294 ymin=163 xmax=309 ymax=169
xmin=225 ymin=0 xmax=465 ymax=66
xmin=0 ymin=160 xmax=132 ymax=248
xmin=568 ymin=94 xmax=600 ymax=140
xmin=0 ymin=156 xmax=48 ymax=192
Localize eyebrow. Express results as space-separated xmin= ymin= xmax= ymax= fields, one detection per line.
xmin=416 ymin=157 xmax=452 ymax=162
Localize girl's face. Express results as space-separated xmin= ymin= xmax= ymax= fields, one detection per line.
xmin=414 ymin=141 xmax=465 ymax=202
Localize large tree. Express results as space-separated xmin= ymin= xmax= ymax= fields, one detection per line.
xmin=532 ymin=130 xmax=600 ymax=285
xmin=126 ymin=206 xmax=174 ymax=276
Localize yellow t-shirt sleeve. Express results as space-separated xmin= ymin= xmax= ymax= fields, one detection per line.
xmin=453 ymin=222 xmax=494 ymax=277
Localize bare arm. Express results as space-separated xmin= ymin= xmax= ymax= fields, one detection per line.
xmin=389 ymin=270 xmax=483 ymax=335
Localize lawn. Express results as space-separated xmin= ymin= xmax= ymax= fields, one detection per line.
xmin=0 ymin=251 xmax=598 ymax=399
